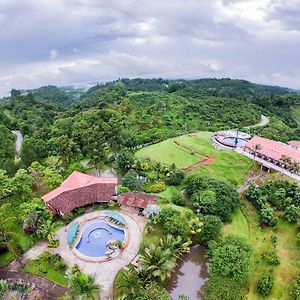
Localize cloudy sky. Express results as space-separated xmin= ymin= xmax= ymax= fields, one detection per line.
xmin=0 ymin=0 xmax=299 ymax=96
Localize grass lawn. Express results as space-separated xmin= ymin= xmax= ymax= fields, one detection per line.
xmin=224 ymin=197 xmax=300 ymax=299
xmin=222 ymin=207 xmax=250 ymax=242
xmin=22 ymin=257 xmax=68 ymax=286
xmin=135 ymin=131 xmax=253 ymax=186
xmin=135 ymin=138 xmax=201 ymax=169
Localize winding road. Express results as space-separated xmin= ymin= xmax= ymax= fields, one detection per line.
xmin=11 ymin=130 xmax=23 ymax=154
xmin=245 ymin=114 xmax=269 ymax=128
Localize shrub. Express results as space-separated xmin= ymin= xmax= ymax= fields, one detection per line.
xmin=171 ymin=189 xmax=185 ymax=206
xmin=297 ymin=232 xmax=300 ymax=244
xmin=123 ymin=170 xmax=143 ymax=191
xmin=262 ymin=250 xmax=280 ymax=266
xmin=185 ymin=175 xmax=240 ymax=222
xmin=200 ymin=275 xmax=243 ymax=300
xmin=257 ymin=270 xmax=274 ymax=296
xmin=284 ymin=205 xmax=300 ymax=223
xmin=48 ymin=239 xmax=60 ymax=248
xmin=207 ymin=235 xmax=252 ymax=284
xmin=271 ymin=235 xmax=277 ymax=245
xmin=289 ymin=274 xmax=300 ymax=300
xmin=259 ymin=205 xmax=274 ymax=226
xmin=116 ymin=185 xmax=130 ymax=193
xmin=154 ymin=208 xmax=188 ymax=237
xmin=165 ymin=164 xmax=185 ymax=186
xmin=144 ymin=181 xmax=166 ymax=193
xmin=195 ymin=215 xmax=222 ymax=244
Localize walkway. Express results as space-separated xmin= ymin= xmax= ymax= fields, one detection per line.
xmin=0 ymin=271 xmax=68 ymax=299
xmin=184 ymin=156 xmax=215 ymax=172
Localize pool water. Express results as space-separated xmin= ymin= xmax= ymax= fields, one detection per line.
xmin=76 ymin=219 xmax=125 ymax=258
xmin=223 ymin=137 xmax=247 ymax=147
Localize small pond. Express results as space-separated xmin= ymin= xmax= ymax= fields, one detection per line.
xmin=167 ymin=245 xmax=208 ymax=300
xmin=86 ymin=167 xmax=119 ymax=178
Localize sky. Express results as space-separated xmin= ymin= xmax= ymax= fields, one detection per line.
xmin=0 ymin=0 xmax=300 ymax=96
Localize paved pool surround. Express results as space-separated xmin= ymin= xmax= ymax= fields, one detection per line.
xmin=52 ymin=210 xmax=145 ymax=299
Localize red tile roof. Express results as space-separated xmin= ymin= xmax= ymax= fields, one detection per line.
xmin=42 ymin=171 xmax=118 ymax=214
xmin=288 ymin=141 xmax=300 ymax=149
xmin=118 ymin=192 xmax=157 ymax=209
xmin=245 ymin=136 xmax=300 ymax=162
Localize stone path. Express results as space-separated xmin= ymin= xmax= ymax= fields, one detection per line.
xmin=0 ymin=271 xmax=68 ymax=299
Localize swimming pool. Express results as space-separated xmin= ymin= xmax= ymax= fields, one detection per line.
xmin=223 ymin=137 xmax=248 ymax=147
xmin=76 ymin=219 xmax=125 ymax=258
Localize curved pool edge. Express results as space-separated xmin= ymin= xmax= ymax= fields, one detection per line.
xmin=70 ymin=214 xmax=130 ymax=263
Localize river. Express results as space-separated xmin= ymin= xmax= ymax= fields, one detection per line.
xmin=167 ymin=245 xmax=209 ymax=300
xmin=11 ymin=130 xmax=23 ymax=154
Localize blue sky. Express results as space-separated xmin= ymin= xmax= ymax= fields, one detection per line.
xmin=0 ymin=0 xmax=299 ymax=95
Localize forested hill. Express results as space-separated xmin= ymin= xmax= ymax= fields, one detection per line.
xmin=0 ymin=77 xmax=300 ymax=175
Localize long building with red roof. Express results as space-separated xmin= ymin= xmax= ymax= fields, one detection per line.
xmin=244 ymin=136 xmax=300 ymax=172
xmin=42 ymin=171 xmax=118 ymax=215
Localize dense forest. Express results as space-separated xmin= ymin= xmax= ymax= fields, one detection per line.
xmin=1 ymin=78 xmax=300 ymax=176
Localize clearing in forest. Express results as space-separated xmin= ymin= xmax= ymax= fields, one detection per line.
xmin=135 ymin=131 xmax=253 ymax=186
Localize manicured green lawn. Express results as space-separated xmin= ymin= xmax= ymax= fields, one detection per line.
xmin=22 ymin=258 xmax=68 ymax=286
xmin=222 ymin=207 xmax=250 ymax=241
xmin=135 ymin=131 xmax=253 ymax=186
xmin=224 ymin=198 xmax=300 ymax=300
xmin=135 ymin=138 xmax=202 ymax=169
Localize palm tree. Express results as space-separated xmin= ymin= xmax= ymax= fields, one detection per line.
xmin=67 ymin=269 xmax=100 ymax=300
xmin=115 ymin=269 xmax=141 ymax=299
xmin=281 ymin=155 xmax=292 ymax=165
xmin=37 ymin=220 xmax=58 ymax=242
xmin=140 ymin=244 xmax=177 ymax=282
xmin=0 ymin=208 xmax=22 ymax=265
xmin=253 ymin=143 xmax=262 ymax=158
xmin=291 ymin=160 xmax=300 ymax=174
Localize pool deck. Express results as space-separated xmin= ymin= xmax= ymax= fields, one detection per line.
xmin=20 ymin=210 xmax=146 ymax=300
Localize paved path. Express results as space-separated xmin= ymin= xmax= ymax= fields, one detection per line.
xmin=245 ymin=114 xmax=269 ymax=128
xmin=237 ymin=172 xmax=264 ymax=193
xmin=0 ymin=271 xmax=68 ymax=299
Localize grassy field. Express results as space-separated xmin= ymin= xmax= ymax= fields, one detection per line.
xmin=135 ymin=138 xmax=202 ymax=169
xmin=135 ymin=131 xmax=253 ymax=186
xmin=223 ymin=198 xmax=300 ymax=299
xmin=22 ymin=258 xmax=67 ymax=286
xmin=222 ymin=207 xmax=250 ymax=242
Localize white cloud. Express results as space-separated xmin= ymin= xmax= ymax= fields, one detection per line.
xmin=0 ymin=0 xmax=299 ymax=96
xmin=49 ymin=49 xmax=59 ymax=59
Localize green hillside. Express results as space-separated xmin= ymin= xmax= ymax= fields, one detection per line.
xmin=136 ymin=131 xmax=253 ymax=186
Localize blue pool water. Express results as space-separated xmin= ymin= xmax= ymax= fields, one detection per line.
xmin=76 ymin=219 xmax=125 ymax=258
xmin=223 ymin=137 xmax=247 ymax=147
